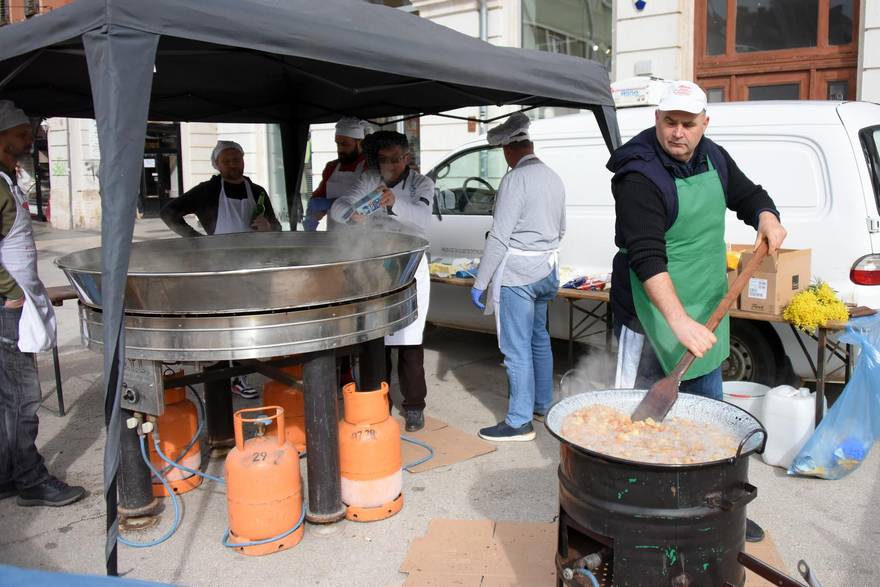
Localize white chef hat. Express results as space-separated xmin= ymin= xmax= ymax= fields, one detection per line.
xmin=0 ymin=100 xmax=29 ymax=132
xmin=211 ymin=140 xmax=244 ymax=170
xmin=487 ymin=111 xmax=531 ymax=146
xmin=335 ymin=117 xmax=370 ymax=140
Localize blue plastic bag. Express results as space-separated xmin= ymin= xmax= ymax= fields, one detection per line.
xmin=788 ymin=314 xmax=880 ymax=480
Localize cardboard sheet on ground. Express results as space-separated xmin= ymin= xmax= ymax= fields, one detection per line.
xmin=398 ymin=415 xmax=496 ymax=473
xmin=400 ymin=519 xmax=789 ymax=586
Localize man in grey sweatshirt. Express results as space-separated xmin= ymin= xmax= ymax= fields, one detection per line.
xmin=471 ymin=112 xmax=566 ymax=442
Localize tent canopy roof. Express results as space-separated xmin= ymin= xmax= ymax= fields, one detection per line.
xmin=0 ymin=0 xmax=618 ymax=133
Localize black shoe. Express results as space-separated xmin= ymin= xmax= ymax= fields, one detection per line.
xmin=404 ymin=410 xmax=425 ymax=432
xmin=16 ymin=477 xmax=86 ymax=507
xmin=746 ymin=518 xmax=765 ymax=543
xmin=0 ymin=482 xmax=16 ymax=500
xmin=478 ymin=421 xmax=536 ymax=442
xmin=532 ymin=411 xmax=547 ymax=423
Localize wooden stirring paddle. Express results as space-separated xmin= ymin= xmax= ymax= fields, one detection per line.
xmin=631 ymin=240 xmax=770 ymax=422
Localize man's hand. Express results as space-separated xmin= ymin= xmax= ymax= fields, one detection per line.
xmin=643 ymin=272 xmax=718 ymax=358
xmin=668 ymin=315 xmax=717 ymax=358
xmin=755 ymin=211 xmax=787 ymax=257
xmin=470 ymin=287 xmax=486 ymax=311
xmin=250 ymin=215 xmax=272 ymax=232
xmin=379 ymin=187 xmax=395 ymax=208
xmin=4 ymin=296 xmax=25 ymax=309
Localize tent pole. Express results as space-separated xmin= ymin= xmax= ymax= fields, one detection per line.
xmin=280 ymin=121 xmax=309 ymax=231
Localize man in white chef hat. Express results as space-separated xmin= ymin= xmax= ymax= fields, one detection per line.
xmin=0 ymin=99 xmax=85 ymax=506
xmin=160 ymin=139 xmax=281 ymax=238
xmin=471 ymin=111 xmax=567 ymax=442
xmin=304 ymin=116 xmax=370 ymax=231
xmin=160 ymin=138 xmax=282 ymax=399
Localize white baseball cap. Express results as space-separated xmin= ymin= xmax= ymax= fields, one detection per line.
xmin=657 ymin=81 xmax=707 ymax=114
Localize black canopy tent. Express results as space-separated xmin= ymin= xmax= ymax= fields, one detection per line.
xmin=0 ymin=0 xmax=620 ymax=576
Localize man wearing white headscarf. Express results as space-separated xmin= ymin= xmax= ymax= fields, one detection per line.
xmin=471 ymin=111 xmax=566 ymax=442
xmin=304 ymin=117 xmax=370 ymax=231
xmin=0 ymin=100 xmax=85 ymax=506
xmin=160 ymin=139 xmax=281 ymax=237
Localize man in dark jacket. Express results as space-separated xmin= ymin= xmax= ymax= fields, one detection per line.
xmin=609 ymin=81 xmax=787 ymax=542
xmin=160 ymin=140 xmax=281 ymax=237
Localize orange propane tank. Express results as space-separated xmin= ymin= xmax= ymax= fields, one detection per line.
xmin=262 ymin=366 xmax=306 ymax=453
xmin=224 ymin=406 xmax=304 ymax=555
xmin=338 ymin=382 xmax=403 ymax=522
xmin=148 ymin=381 xmax=202 ymax=497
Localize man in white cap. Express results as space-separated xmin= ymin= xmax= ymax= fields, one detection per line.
xmin=160 ymin=139 xmax=281 ymax=238
xmin=470 ymin=111 xmax=566 ymax=442
xmin=608 ymin=81 xmax=786 ymax=542
xmin=0 ymin=100 xmax=85 ymax=506
xmin=304 ymin=117 xmax=370 ymax=231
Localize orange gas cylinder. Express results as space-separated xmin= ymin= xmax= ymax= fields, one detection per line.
xmin=148 ymin=382 xmax=202 ymax=497
xmin=262 ymin=366 xmax=306 ymax=453
xmin=224 ymin=406 xmax=304 ymax=556
xmin=338 ymin=382 xmax=403 ymax=522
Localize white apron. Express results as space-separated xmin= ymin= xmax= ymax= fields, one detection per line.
xmin=484 ymin=247 xmax=559 ymax=344
xmin=0 ymin=171 xmax=56 ymax=353
xmin=385 ymin=256 xmax=430 ymax=346
xmin=213 ymin=179 xmax=255 ymax=235
xmin=614 ymin=324 xmax=645 ymax=389
xmin=324 ymin=160 xmax=366 ymax=231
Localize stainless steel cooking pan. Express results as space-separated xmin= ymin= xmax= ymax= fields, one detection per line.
xmin=55 ymin=231 xmax=428 ymax=315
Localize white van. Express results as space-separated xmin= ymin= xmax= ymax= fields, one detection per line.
xmin=424 ymin=100 xmax=880 ymax=385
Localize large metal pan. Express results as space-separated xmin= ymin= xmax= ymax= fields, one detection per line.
xmin=55 ymin=231 xmax=428 ymax=315
xmin=546 ymin=389 xmax=766 ymax=468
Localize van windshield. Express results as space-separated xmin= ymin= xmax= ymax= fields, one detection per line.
xmin=862 ymin=126 xmax=880 ymax=212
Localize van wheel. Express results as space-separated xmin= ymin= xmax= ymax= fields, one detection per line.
xmin=723 ymin=319 xmax=778 ymax=385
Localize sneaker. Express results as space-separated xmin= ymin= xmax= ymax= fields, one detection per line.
xmin=0 ymin=482 xmax=16 ymax=500
xmin=230 ymin=376 xmax=258 ymax=400
xmin=404 ymin=410 xmax=425 ymax=433
xmin=17 ymin=477 xmax=85 ymax=507
xmin=478 ymin=421 xmax=536 ymax=442
xmin=532 ymin=410 xmax=547 ymax=423
xmin=746 ymin=518 xmax=765 ymax=543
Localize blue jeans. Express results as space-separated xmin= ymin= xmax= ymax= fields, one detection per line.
xmin=0 ymin=306 xmax=50 ymax=489
xmin=499 ymin=271 xmax=559 ymax=428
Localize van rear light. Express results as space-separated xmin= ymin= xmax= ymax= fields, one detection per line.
xmin=851 ymin=254 xmax=880 ymax=285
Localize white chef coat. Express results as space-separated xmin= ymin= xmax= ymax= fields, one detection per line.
xmin=330 ymin=168 xmax=434 ymax=345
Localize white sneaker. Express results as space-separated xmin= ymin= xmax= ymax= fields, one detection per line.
xmin=230 ymin=377 xmax=258 ymax=400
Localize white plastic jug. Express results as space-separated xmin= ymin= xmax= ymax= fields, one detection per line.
xmin=722 ymin=381 xmax=770 ymax=422
xmin=761 ymin=385 xmax=822 ymax=469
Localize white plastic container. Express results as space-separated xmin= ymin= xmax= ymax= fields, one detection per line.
xmin=722 ymin=381 xmax=770 ymax=422
xmin=761 ymin=385 xmax=823 ymax=469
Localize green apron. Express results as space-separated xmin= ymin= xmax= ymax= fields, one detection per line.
xmin=629 ymin=158 xmax=729 ymax=380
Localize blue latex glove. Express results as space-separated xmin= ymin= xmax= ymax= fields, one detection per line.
xmin=470 ymin=287 xmax=486 ymax=311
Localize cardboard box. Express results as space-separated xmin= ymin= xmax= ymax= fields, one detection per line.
xmin=738 ymin=248 xmax=811 ymax=315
